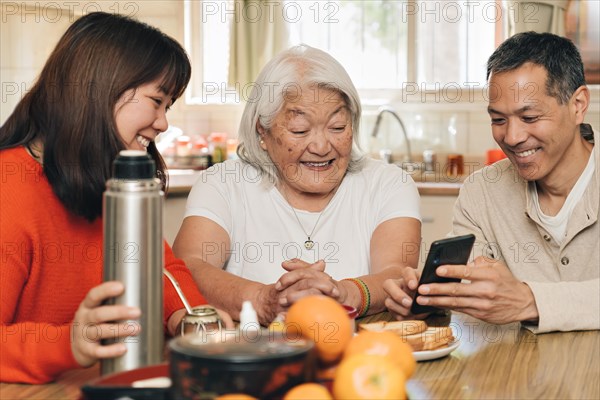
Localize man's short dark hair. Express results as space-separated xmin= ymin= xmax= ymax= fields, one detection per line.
xmin=487 ymin=32 xmax=585 ymax=104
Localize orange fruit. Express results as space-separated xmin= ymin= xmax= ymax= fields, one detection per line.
xmin=285 ymin=295 xmax=353 ymax=364
xmin=333 ymin=354 xmax=407 ymax=400
xmin=283 ymin=383 xmax=332 ymax=400
xmin=344 ymin=330 xmax=416 ymax=378
xmin=214 ymin=394 xmax=257 ymax=400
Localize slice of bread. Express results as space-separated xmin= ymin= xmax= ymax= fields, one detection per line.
xmin=402 ymin=327 xmax=454 ymax=351
xmin=358 ymin=320 xmax=427 ymax=336
xmin=359 ymin=320 xmax=453 ymax=352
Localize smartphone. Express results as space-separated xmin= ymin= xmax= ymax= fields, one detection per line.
xmin=410 ymin=234 xmax=475 ymax=315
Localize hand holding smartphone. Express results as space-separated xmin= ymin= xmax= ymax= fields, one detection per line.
xmin=410 ymin=234 xmax=475 ymax=315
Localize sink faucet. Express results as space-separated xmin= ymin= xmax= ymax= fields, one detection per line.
xmin=370 ymin=106 xmax=413 ymax=163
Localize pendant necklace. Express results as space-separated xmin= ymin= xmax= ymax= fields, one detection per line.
xmin=282 ymin=189 xmax=332 ymax=250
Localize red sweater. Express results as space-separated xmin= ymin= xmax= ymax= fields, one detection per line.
xmin=0 ymin=146 xmax=206 ymax=383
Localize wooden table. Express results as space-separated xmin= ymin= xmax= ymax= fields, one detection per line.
xmin=2 ymin=312 xmax=598 ymax=399
xmin=0 ymin=366 xmax=98 ymax=400
xmin=360 ymin=312 xmax=600 ymax=399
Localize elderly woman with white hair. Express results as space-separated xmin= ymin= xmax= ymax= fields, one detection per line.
xmin=173 ymin=45 xmax=421 ymax=325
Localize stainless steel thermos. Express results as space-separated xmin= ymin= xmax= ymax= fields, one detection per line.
xmin=101 ymin=150 xmax=164 ymax=375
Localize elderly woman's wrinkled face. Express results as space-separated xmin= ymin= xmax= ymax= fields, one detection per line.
xmin=259 ymin=86 xmax=353 ymax=198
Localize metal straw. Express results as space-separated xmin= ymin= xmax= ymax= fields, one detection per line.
xmin=163 ymin=269 xmax=194 ymax=315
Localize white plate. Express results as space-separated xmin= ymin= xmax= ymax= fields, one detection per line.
xmin=413 ymin=340 xmax=460 ymax=362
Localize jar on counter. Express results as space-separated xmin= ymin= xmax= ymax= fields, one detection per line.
xmin=191 ymin=140 xmax=212 ymax=170
xmin=226 ymin=138 xmax=239 ymax=160
xmin=176 ymin=136 xmax=192 ymax=158
xmin=208 ymin=132 xmax=228 ymax=164
xmin=446 ymin=154 xmax=464 ymax=177
xmin=161 ymin=141 xmax=177 ymax=166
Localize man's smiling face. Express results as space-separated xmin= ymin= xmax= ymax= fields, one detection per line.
xmin=487 ymin=62 xmax=583 ymax=183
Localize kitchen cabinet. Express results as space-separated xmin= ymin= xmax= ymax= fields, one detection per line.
xmin=419 ymin=195 xmax=458 ymax=269
xmin=165 ymin=194 xmax=187 ymax=245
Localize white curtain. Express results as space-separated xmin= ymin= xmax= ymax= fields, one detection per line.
xmin=228 ymin=0 xmax=290 ymax=89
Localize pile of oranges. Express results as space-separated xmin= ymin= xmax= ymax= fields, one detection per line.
xmin=217 ymin=295 xmax=415 ymax=399
xmin=285 ymin=295 xmax=415 ymax=399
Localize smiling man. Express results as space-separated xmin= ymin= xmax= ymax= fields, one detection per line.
xmin=385 ymin=32 xmax=599 ymax=333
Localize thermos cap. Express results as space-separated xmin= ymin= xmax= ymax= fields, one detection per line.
xmin=113 ymin=150 xmax=156 ymax=180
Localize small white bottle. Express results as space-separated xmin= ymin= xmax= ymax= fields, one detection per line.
xmin=239 ymin=301 xmax=260 ymax=332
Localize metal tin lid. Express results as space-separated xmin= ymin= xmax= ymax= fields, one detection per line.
xmin=185 ymin=306 xmax=218 ymax=320
xmin=180 ymin=306 xmax=222 ymax=335
xmin=169 ymin=330 xmax=313 ymax=363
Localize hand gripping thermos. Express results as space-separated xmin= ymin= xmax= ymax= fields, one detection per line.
xmin=101 ymin=150 xmax=164 ymax=375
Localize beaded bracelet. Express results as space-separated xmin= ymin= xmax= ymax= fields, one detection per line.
xmin=343 ymin=278 xmax=371 ymax=318
xmin=343 ymin=279 xmax=365 ymax=316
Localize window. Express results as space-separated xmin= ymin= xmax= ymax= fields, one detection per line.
xmin=566 ymin=0 xmax=600 ymax=83
xmin=184 ymin=0 xmax=234 ymax=104
xmin=287 ymin=1 xmax=409 ymax=89
xmin=185 ymin=0 xmax=497 ymax=104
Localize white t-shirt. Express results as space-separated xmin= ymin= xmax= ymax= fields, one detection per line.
xmin=185 ymin=158 xmax=421 ymax=284
xmin=530 ymin=150 xmax=596 ymax=244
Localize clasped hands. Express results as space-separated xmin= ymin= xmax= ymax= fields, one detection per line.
xmin=384 ymin=256 xmax=539 ymax=325
xmin=275 ymin=258 xmax=343 ymax=307
xmin=251 ymin=258 xmax=345 ymax=325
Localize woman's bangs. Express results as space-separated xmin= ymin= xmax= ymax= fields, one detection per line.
xmin=157 ymin=54 xmax=190 ymax=100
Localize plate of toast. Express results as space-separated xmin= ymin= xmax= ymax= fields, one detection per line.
xmin=358 ymin=320 xmax=459 ymax=361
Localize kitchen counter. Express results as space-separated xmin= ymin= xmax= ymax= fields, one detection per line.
xmin=166 ymin=168 xmax=464 ymax=197
xmin=166 ymin=169 xmax=204 ymax=195
xmin=415 ymin=182 xmax=463 ymax=196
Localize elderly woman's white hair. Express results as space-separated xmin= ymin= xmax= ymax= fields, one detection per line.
xmin=237 ymin=44 xmax=366 ymax=185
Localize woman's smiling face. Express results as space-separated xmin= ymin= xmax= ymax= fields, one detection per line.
xmin=114 ymin=79 xmax=173 ymax=151
xmin=259 ymin=86 xmax=354 ymax=201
